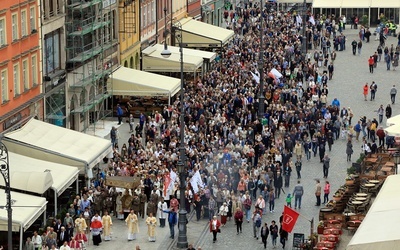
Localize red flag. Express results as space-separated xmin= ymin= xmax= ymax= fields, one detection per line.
xmin=282 ymin=205 xmax=300 ymax=233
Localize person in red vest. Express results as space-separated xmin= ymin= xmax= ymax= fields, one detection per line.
xmin=368 ymin=56 xmax=375 ymax=73
xmin=209 ymin=216 xmax=221 ymax=243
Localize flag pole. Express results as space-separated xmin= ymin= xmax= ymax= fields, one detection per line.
xmin=290 ymin=209 xmax=314 ymax=237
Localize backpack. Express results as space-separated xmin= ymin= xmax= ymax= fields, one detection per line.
xmin=255 ymin=217 xmax=262 ymax=227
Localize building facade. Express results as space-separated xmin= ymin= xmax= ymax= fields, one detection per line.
xmin=65 ymin=0 xmax=119 ymax=132
xmin=41 ymin=0 xmax=67 ymax=127
xmin=0 ymin=0 xmax=44 ymax=133
xmin=140 ymin=0 xmax=157 ymax=51
xmin=187 ymin=0 xmax=202 ymax=20
xmin=119 ymin=0 xmax=140 ymax=69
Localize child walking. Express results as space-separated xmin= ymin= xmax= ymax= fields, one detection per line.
xmin=286 ymin=194 xmax=292 ymax=207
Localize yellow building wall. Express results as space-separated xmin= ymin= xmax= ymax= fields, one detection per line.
xmin=119 ymin=0 xmax=141 ymax=69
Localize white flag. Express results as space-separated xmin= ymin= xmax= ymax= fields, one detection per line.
xmin=250 ymin=71 xmax=260 ymax=83
xmin=168 ymin=170 xmax=177 ymax=193
xmin=190 ymin=170 xmax=204 ymax=193
xmin=309 ymin=15 xmax=315 ymax=26
xmin=296 ymin=15 xmax=302 ymax=26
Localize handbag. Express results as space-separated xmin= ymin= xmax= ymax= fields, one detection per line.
xmin=217 ymin=228 xmax=221 ymax=233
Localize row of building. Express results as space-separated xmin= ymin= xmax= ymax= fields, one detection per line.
xmin=0 ymin=0 xmax=233 ymax=134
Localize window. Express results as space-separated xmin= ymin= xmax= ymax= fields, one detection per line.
xmin=21 ymin=10 xmax=27 ymax=37
xmin=13 ymin=64 xmax=20 ymax=96
xmin=32 ymin=55 xmax=37 ymax=86
xmin=143 ymin=5 xmax=147 ymax=27
xmin=11 ymin=13 xmax=18 ymax=41
xmin=151 ymin=1 xmax=155 ymax=23
xmin=147 ymin=4 xmax=150 ymax=26
xmin=0 ymin=18 xmax=5 ymax=46
xmin=1 ymin=70 xmax=7 ymax=103
xmin=44 ymin=30 xmax=60 ymax=75
xmin=30 ymin=6 xmax=36 ymax=32
xmin=22 ymin=59 xmax=29 ymax=90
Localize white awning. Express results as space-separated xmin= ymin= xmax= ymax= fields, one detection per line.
xmin=3 ymin=152 xmax=79 ymax=195
xmin=347 ymin=175 xmax=400 ymax=250
xmin=312 ymin=0 xmax=342 ymax=8
xmin=3 ymin=118 xmax=112 ymax=173
xmin=0 ymin=190 xmax=47 ymax=231
xmin=370 ymin=0 xmax=400 ymax=8
xmin=179 ymin=17 xmax=235 ymax=47
xmin=386 ymin=114 xmax=400 ymax=126
xmin=384 ymin=124 xmax=400 ymax=137
xmin=341 ymin=0 xmax=370 ymax=8
xmin=142 ymin=44 xmax=204 ymax=72
xmin=108 ymin=67 xmax=181 ymax=96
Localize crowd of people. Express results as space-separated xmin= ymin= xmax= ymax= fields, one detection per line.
xmin=23 ymin=2 xmax=398 ymax=250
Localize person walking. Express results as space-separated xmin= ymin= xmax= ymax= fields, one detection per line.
xmin=164 ymin=208 xmax=178 ymax=239
xmin=274 ymin=172 xmax=283 ymax=198
xmin=90 ymin=218 xmax=102 ymax=246
xmin=261 ymin=222 xmax=269 ymax=249
xmin=101 ymin=211 xmax=112 ymax=241
xmin=292 ymin=181 xmax=304 ymax=209
xmin=385 ymin=53 xmax=391 ymax=70
xmin=351 ymin=40 xmax=357 ymax=55
xmin=322 ymin=154 xmax=331 ymax=178
xmin=157 ymin=197 xmax=168 ymax=228
xmin=377 ymin=104 xmax=384 ymax=123
xmin=125 ymin=209 xmax=139 ymax=241
xmin=279 ymin=227 xmax=288 ymax=249
xmin=370 ymin=81 xmax=377 ymax=101
xmin=219 ymin=202 xmax=229 ymax=226
xmin=270 ymin=220 xmax=278 ymax=248
xmin=208 ymin=196 xmax=217 ymax=221
xmin=295 ymin=160 xmax=302 ymax=179
xmin=315 ymin=180 xmax=322 ymax=206
xmin=234 ymin=207 xmax=244 ymax=234
xmin=210 ymin=216 xmax=221 ymax=243
xmin=390 ymin=85 xmax=397 ymax=104
xmin=116 ymin=104 xmax=124 ymax=125
xmin=242 ymin=192 xmax=252 ymax=222
xmin=346 ymin=140 xmax=353 ymax=162
xmin=386 ymin=104 xmax=392 ymax=119
xmin=368 ymin=56 xmax=375 ymax=74
xmin=252 ymin=210 xmax=262 ymax=240
xmin=145 ymin=213 xmax=157 ymax=242
xmin=269 ymin=189 xmax=275 ymax=213
xmin=323 ymin=181 xmax=331 ymax=204
xmin=357 ymin=40 xmax=362 ymax=55
xmin=363 ymin=83 xmax=369 ymax=101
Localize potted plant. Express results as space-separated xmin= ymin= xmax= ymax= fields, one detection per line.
xmin=317 ymin=220 xmax=325 ymax=234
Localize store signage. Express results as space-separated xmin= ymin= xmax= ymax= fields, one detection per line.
xmin=3 ymin=113 xmax=22 ymax=130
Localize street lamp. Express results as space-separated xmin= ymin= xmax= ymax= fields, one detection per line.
xmin=160 ymin=21 xmax=188 ymax=248
xmin=258 ymin=0 xmax=265 ymax=120
xmin=0 ymin=136 xmax=12 ymax=250
xmin=393 ymin=151 xmax=400 ymax=174
xmin=301 ymin=0 xmax=308 ymax=55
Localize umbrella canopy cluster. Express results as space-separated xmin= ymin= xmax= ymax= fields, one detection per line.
xmin=385 ymin=114 xmax=400 ymax=136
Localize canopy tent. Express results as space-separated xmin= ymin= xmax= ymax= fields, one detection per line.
xmin=3 ymin=118 xmax=112 ymax=175
xmin=179 ymin=17 xmax=235 ymax=47
xmin=312 ymin=0 xmax=342 ymax=8
xmin=4 ymin=152 xmax=79 ymax=196
xmin=384 ymin=124 xmax=400 ymax=137
xmin=347 ymin=175 xmax=400 ymax=250
xmin=0 ymin=190 xmax=47 ymax=249
xmin=142 ymin=44 xmax=203 ymax=72
xmin=370 ymin=0 xmax=400 ymax=8
xmin=108 ymin=67 xmax=181 ymax=99
xmin=341 ymin=0 xmax=370 ymax=8
xmin=386 ymin=114 xmax=400 ymax=126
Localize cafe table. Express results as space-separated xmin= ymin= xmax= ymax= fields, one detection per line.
xmin=364 ymin=183 xmax=375 ymax=188
xmin=352 ymin=200 xmax=363 ymax=212
xmin=356 ymin=193 xmax=368 ymax=197
xmin=355 ymin=197 xmax=367 ymax=201
xmin=369 ymin=180 xmax=380 ymax=184
xmin=381 ymin=166 xmax=393 ymax=173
